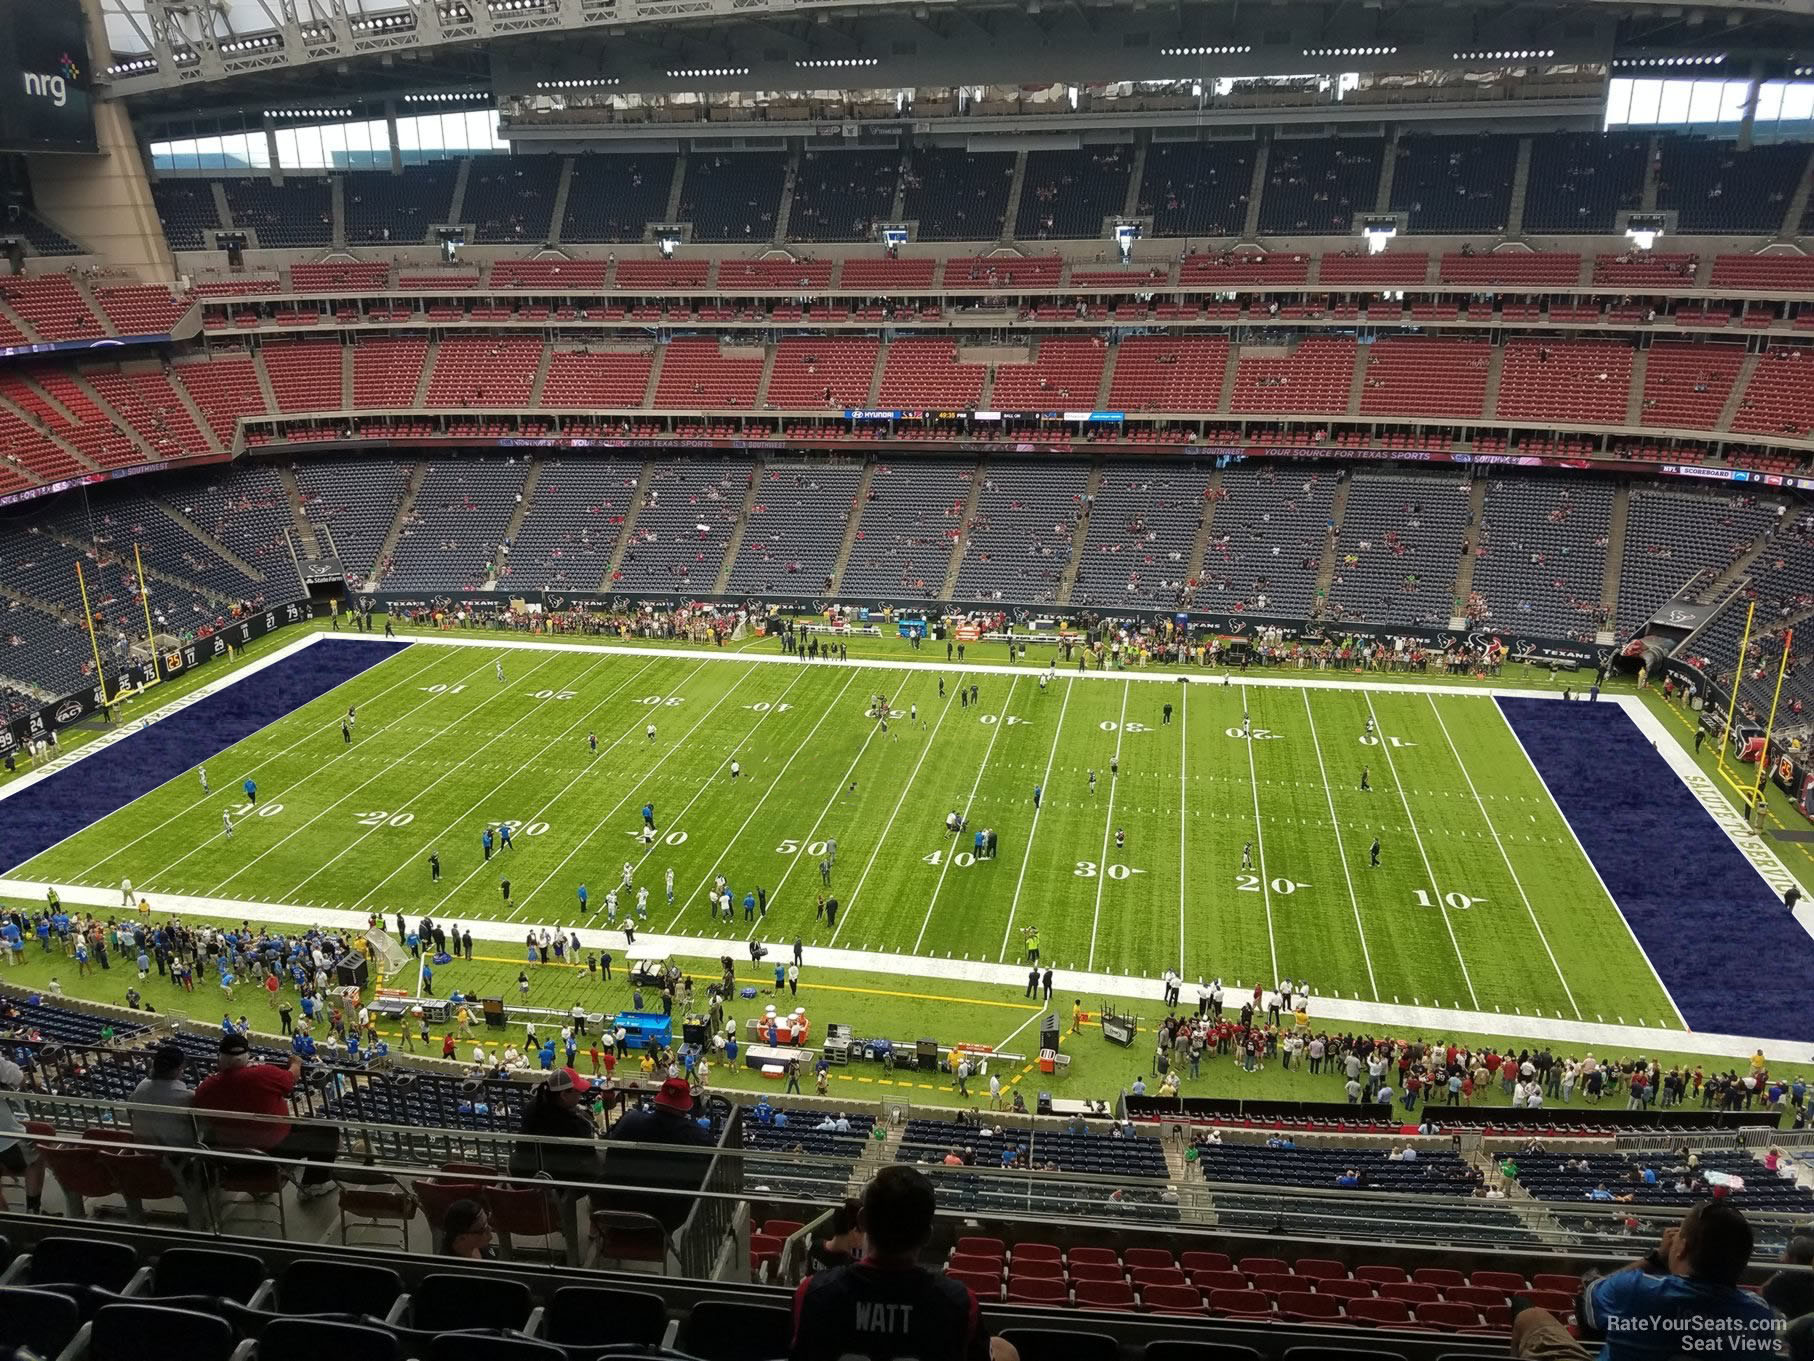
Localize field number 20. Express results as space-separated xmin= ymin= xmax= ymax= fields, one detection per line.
xmin=1237 ymin=873 xmax=1307 ymax=894
xmin=354 ymin=810 xmax=415 ymax=828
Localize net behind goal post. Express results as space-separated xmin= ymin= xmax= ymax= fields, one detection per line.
xmin=363 ymin=929 xmax=409 ymax=982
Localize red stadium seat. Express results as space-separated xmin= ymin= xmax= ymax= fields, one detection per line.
xmin=1068 ymin=1247 xmax=1120 ymax=1267
xmin=948 ymin=1270 xmax=1003 ymax=1299
xmin=1315 ymin=1279 xmax=1378 ymax=1302
xmin=1181 ymin=1252 xmax=1233 ymax=1274
xmin=1008 ymin=1258 xmax=1063 ymax=1280
xmin=1123 ymin=1248 xmax=1175 ymax=1271
xmin=1012 ymin=1243 xmax=1062 ymax=1263
xmin=1447 ymin=1286 xmax=1509 ymax=1311
xmin=1140 ymin=1284 xmax=1206 ymax=1315
xmin=1073 ymin=1280 xmax=1137 ymax=1312
xmin=1345 ymin=1297 xmax=1414 ymax=1327
xmin=1065 ymin=1261 xmax=1125 ymax=1284
xmin=1007 ymin=1277 xmax=1067 ymax=1305
xmin=1239 ymin=1256 xmax=1290 ymax=1277
xmin=1131 ymin=1268 xmax=1188 ymax=1291
xmin=946 ymin=1254 xmax=1001 ymax=1277
xmin=957 ymin=1237 xmax=1005 ymax=1259
xmin=1483 ymin=1305 xmax=1514 ymax=1331
xmin=762 ymin=1220 xmax=805 ymax=1239
xmin=1417 ymin=1301 xmax=1485 ymax=1330
xmin=1293 ymin=1259 xmax=1349 ymax=1281
xmin=1532 ymin=1274 xmax=1582 ymax=1295
xmin=1355 ymin=1266 xmax=1409 ymax=1285
xmin=1191 ymin=1270 xmax=1250 ymax=1294
xmin=1207 ymin=1289 xmax=1274 ymax=1319
xmin=1276 ymin=1291 xmax=1344 ymax=1323
xmin=1470 ymin=1270 xmax=1529 ymax=1293
xmin=1381 ymin=1282 xmax=1441 ymax=1305
xmin=1412 ymin=1268 xmax=1467 ymax=1290
xmin=1526 ymin=1289 xmax=1576 ymax=1317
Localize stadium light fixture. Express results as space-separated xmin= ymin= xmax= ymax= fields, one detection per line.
xmin=1162 ymin=45 xmax=1252 ymax=55
xmin=795 ymin=58 xmax=879 ymax=68
xmin=1452 ymin=49 xmax=1556 ymax=61
xmin=668 ymin=67 xmax=751 ymax=77
xmin=1303 ymin=45 xmax=1397 ymax=57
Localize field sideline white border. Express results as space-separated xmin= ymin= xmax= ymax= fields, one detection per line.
xmin=4 ymin=631 xmax=1811 ymax=1065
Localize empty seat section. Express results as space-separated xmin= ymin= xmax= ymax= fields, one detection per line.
xmin=944 ymin=256 xmax=1063 ymax=289
xmin=679 ymin=153 xmax=787 ymax=242
xmin=614 ymin=260 xmax=710 ymax=290
xmin=23 ymin=373 xmax=144 ymax=468
xmin=263 ymin=341 xmax=344 ymax=412
xmin=876 ymin=339 xmax=987 ymax=409
xmin=1523 ymin=132 xmax=1648 ymax=233
xmin=1617 ymin=488 xmax=1779 ymax=634
xmin=352 ymin=338 xmax=429 ymax=408
xmin=488 ymin=259 xmax=609 ymax=290
xmin=1179 ymin=252 xmax=1309 ymax=286
xmin=1258 ymin=138 xmax=1383 ymax=234
xmin=764 ymin=338 xmax=879 ymax=409
xmin=500 ymin=458 xmax=640 ymax=590
xmin=1657 ymin=137 xmax=1810 ymax=233
xmin=1139 ymin=141 xmax=1256 ymax=237
xmin=789 ymin=149 xmax=902 ymax=242
xmin=1204 ymin=465 xmax=1339 ymax=617
xmin=989 ymin=339 xmax=1107 ymax=409
xmin=1639 ymin=342 xmax=1746 ymax=429
xmin=561 ymin=153 xmax=676 ymax=243
xmin=1438 ymin=253 xmax=1582 ymax=288
xmin=1326 ymin=472 xmax=1472 ymax=627
xmin=290 ymin=262 xmax=393 ymax=293
xmin=384 ymin=458 xmax=528 ymax=590
xmin=1107 ymin=337 xmax=1228 ymax=413
xmin=540 ymin=348 xmax=653 ymax=408
xmin=173 ymin=357 xmax=268 ymax=446
xmin=727 ymin=463 xmax=865 ymax=597
xmin=1 ymin=277 xmax=105 ymax=342
xmin=1709 ymin=254 xmax=1814 ymax=292
xmin=1592 ymin=253 xmax=1698 ymax=289
xmin=1731 ymin=347 xmax=1814 ymax=438
xmin=425 ymin=337 xmax=544 ymax=407
xmin=613 ymin=460 xmax=752 ymax=591
xmin=839 ymin=258 xmax=937 ymax=291
xmin=901 ymin=148 xmax=1015 ymax=242
xmin=953 ymin=462 xmax=1090 ymax=604
xmin=1495 ymin=341 xmax=1632 ymax=425
xmin=344 ymin=163 xmax=458 ymax=244
xmin=1358 ymin=338 xmax=1490 ymax=420
xmin=1016 ymin=146 xmax=1135 ymax=239
xmin=1389 ymin=133 xmax=1517 ymax=233
xmin=838 ymin=460 xmax=969 ymax=599
xmin=1229 ymin=338 xmax=1356 ymax=415
xmin=222 ymin=178 xmax=332 ymax=247
xmin=158 ymin=463 xmax=306 ymax=590
xmin=719 ymin=260 xmax=835 ymax=291
xmin=461 ymin=154 xmax=562 ymax=243
xmin=653 ymin=338 xmax=765 ymax=408
xmin=293 ymin=459 xmax=410 ymax=582
xmin=150 ymin=181 xmax=222 ymax=250
xmin=93 ymin=285 xmax=191 ymax=336
xmin=86 ymin=371 xmax=209 ymax=459
xmin=1471 ymin=475 xmax=1613 ymax=642
xmin=1316 ymin=252 xmax=1428 ymax=287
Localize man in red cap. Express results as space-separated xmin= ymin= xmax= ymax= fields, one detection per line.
xmin=606 ymin=1076 xmax=715 ymax=1231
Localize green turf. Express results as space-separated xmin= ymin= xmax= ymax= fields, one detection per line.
xmin=10 ymin=638 xmax=1681 ymax=1032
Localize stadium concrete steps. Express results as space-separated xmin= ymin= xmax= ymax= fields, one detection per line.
xmin=208 ymin=182 xmax=234 ymax=233
xmin=71 ymin=278 xmax=118 ymax=339
xmin=755 ymin=343 xmax=779 ymax=408
xmin=340 ymin=344 xmax=354 ymax=409
xmin=168 ymin=375 xmax=225 ymax=454
xmin=412 ymin=340 xmax=438 ymax=406
xmin=602 ymin=461 xmax=656 ymax=589
xmin=665 ymin=155 xmax=686 ymax=226
xmin=1123 ymin=140 xmax=1147 ymax=219
xmin=529 ymin=344 xmax=553 ymax=407
xmin=369 ymin=462 xmax=427 ymax=588
xmin=0 ymin=298 xmax=42 ymax=346
xmin=1095 ymin=343 xmax=1118 ymax=410
xmin=447 ymin=158 xmax=472 ymax=233
xmin=1601 ymin=484 xmax=1631 ymax=626
xmin=1701 ymin=522 xmax=1777 ymax=605
xmin=864 ymin=345 xmax=886 ymax=408
xmin=1450 ymin=477 xmax=1488 ymax=623
xmin=330 ymin=176 xmax=346 ymax=248
xmin=275 ymin=464 xmax=324 ymax=560
xmin=942 ymin=462 xmax=988 ymax=599
xmin=1216 ymin=343 xmax=1239 ymax=413
xmin=889 ymin=151 xmax=909 ymax=223
xmin=1624 ymin=348 xmax=1648 ymax=428
xmin=250 ymin=352 xmax=279 ymax=413
xmin=712 ymin=460 xmax=764 ymax=595
xmin=1056 ymin=461 xmax=1104 ymax=606
xmin=1718 ymin=353 xmax=1762 ymax=433
xmin=1375 ymin=129 xmax=1399 ymax=214
xmin=829 ymin=463 xmax=878 ymax=594
xmin=1482 ymin=345 xmax=1506 ymax=416
xmin=1313 ymin=474 xmax=1353 ymax=609
xmin=1002 ymin=152 xmax=1029 ymax=244
xmin=548 ymin=158 xmax=575 ymax=246
xmin=1504 ymin=136 xmax=1533 ymax=237
xmin=494 ymin=459 xmax=542 ymax=582
xmin=67 ymin=374 xmax=156 ymax=463
xmin=774 ymin=155 xmax=798 ymax=242
xmin=1782 ymin=148 xmax=1814 ymax=237
xmin=642 ymin=345 xmax=665 ymax=409
xmin=1242 ymin=142 xmax=1268 ymax=238
xmin=1346 ymin=343 xmax=1370 ymax=417
xmin=0 ymin=393 xmax=95 ymax=473
xmin=44 ymin=520 xmax=239 ymax=606
xmin=1186 ymin=467 xmax=1225 ymax=588
xmin=1641 ymin=135 xmax=1662 ymax=211
xmin=20 ymin=374 xmax=79 ymax=427
xmin=151 ymin=498 xmax=265 ymax=583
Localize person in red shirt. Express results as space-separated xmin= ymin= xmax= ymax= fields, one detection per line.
xmin=193 ymin=1033 xmax=337 ymax=1195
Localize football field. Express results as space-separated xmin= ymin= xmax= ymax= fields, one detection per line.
xmin=5 ymin=636 xmax=1685 ymax=1032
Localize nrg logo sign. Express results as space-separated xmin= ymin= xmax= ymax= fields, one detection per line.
xmin=22 ymin=53 xmax=81 ymax=108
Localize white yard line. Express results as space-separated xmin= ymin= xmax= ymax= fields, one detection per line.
xmin=829 ymin=675 xmax=963 ymax=946
xmin=1300 ymin=688 xmax=1379 ymax=1002
xmin=660 ymin=669 xmax=858 ymax=933
xmin=1086 ymin=682 xmax=1132 ymax=972
xmin=17 ymin=875 xmax=1806 ymax=1063
xmin=247 ymin=651 xmax=563 ymax=901
xmin=1362 ymin=691 xmax=1480 ymax=1010
xmin=998 ymin=678 xmax=1073 ymax=962
xmin=912 ymin=680 xmax=1018 ymax=955
xmin=354 ymin=654 xmax=655 ymax=909
xmin=1177 ymin=684 xmax=1188 ymax=979
xmin=505 ymin=661 xmax=744 ymax=921
xmin=1520 ymin=699 xmax=1692 ymax=1029
xmin=1237 ymin=684 xmax=1280 ymax=988
xmin=1427 ymin=694 xmax=1581 ymax=1021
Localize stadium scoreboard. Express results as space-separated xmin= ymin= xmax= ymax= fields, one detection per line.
xmin=0 ymin=0 xmax=97 ymax=154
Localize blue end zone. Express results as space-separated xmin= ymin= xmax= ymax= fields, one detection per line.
xmin=3 ymin=639 xmax=410 ymax=875
xmin=1497 ymin=697 xmax=1813 ymax=1040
